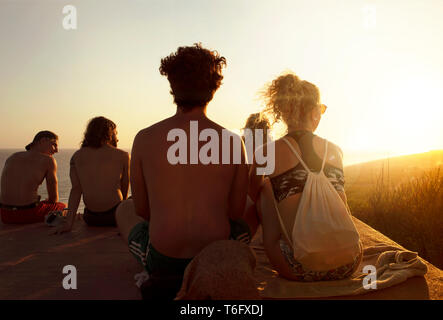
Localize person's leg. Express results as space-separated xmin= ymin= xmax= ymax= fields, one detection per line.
xmin=1 ymin=202 xmax=66 ymax=224
xmin=242 ymin=198 xmax=261 ymax=239
xmin=116 ymin=199 xmax=152 ymax=272
xmin=36 ymin=201 xmax=66 ymax=222
xmin=115 ymin=199 xmax=145 ymax=243
xmin=234 ymin=195 xmax=261 ymax=242
xmin=0 ymin=208 xmax=22 ymax=224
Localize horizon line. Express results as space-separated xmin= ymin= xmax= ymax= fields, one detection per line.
xmin=1 ymin=148 xmax=442 ymax=168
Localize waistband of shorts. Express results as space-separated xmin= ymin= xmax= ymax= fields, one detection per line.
xmin=84 ymin=202 xmax=121 ymax=215
xmin=147 ymin=242 xmax=193 ymax=275
xmin=0 ymin=202 xmax=39 ymax=211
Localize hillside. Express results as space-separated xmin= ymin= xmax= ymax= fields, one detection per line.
xmin=344 ymin=150 xmax=443 ymax=209
xmin=344 ymin=150 xmax=443 ymax=269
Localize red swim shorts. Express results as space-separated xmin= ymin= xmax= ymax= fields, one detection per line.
xmin=0 ymin=201 xmax=66 ymax=224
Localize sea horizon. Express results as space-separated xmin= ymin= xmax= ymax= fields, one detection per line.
xmin=1 ymin=147 xmax=441 ymax=212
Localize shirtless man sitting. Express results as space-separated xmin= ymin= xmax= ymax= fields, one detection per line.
xmin=0 ymin=131 xmax=66 ymax=224
xmin=115 ymin=44 xmax=250 ymax=296
xmin=53 ymin=116 xmax=130 ymax=234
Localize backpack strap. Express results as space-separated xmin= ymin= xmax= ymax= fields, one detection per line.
xmin=283 ymin=137 xmax=330 ymax=174
xmin=320 ymin=139 xmax=329 ymax=172
xmin=281 ymin=137 xmax=310 ymax=172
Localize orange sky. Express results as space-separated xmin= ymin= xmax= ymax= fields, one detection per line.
xmin=1 ymin=0 xmax=442 ymax=165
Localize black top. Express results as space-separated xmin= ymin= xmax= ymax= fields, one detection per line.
xmin=270 ymin=131 xmax=345 ymax=202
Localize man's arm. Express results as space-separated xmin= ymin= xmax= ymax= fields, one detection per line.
xmin=54 ymin=155 xmax=82 ymax=234
xmin=131 ymin=132 xmax=150 ymax=220
xmin=248 ymin=143 xmax=267 ymax=202
xmin=121 ymin=152 xmax=130 ymax=200
xmin=227 ymin=138 xmax=249 ymax=221
xmin=329 ymin=143 xmax=350 ymax=212
xmin=45 ymin=156 xmax=59 ymax=203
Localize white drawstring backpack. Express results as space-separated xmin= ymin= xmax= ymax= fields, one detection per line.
xmin=273 ymin=137 xmax=361 ymax=271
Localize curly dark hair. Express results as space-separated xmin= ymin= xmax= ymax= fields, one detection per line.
xmin=159 ymin=43 xmax=227 ymax=109
xmin=81 ymin=116 xmax=117 ymax=148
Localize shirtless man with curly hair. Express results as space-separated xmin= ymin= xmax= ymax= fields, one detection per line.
xmin=116 ymin=44 xmax=250 ymax=297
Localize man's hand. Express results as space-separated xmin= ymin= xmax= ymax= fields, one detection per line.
xmin=49 ymin=220 xmax=73 ymax=235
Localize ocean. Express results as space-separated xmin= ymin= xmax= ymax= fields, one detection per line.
xmin=0 ymin=149 xmax=129 ymax=212
xmin=0 ymin=147 xmax=409 ymax=212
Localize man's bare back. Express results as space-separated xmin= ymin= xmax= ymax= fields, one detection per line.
xmin=0 ymin=131 xmax=65 ymax=224
xmin=0 ymin=151 xmax=57 ymax=206
xmin=131 ymin=111 xmax=249 ymax=258
xmin=116 ymin=44 xmax=250 ymax=294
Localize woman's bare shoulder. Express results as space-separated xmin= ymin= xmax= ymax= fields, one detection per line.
xmin=312 ymin=135 xmax=343 ymax=168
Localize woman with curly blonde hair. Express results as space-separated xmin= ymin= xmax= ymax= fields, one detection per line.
xmin=249 ymin=72 xmax=362 ymax=281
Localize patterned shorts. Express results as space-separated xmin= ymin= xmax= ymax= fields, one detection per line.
xmin=280 ymin=240 xmax=363 ymax=282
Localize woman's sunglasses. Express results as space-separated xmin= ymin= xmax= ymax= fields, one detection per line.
xmin=320 ymin=104 xmax=327 ymax=114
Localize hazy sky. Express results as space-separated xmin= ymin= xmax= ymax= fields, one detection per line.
xmin=1 ymin=0 xmax=443 ymax=164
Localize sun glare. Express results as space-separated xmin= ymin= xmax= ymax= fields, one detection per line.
xmin=346 ymin=75 xmax=443 ymax=156
xmin=380 ymin=77 xmax=442 ymax=153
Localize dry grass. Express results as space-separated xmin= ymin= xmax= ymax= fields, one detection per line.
xmin=349 ymin=167 xmax=443 ymax=269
